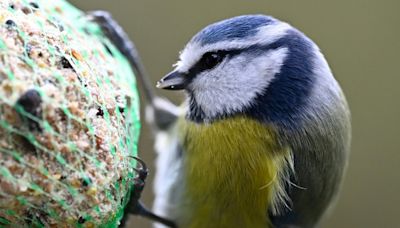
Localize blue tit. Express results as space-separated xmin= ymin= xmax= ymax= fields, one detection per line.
xmin=152 ymin=14 xmax=351 ymax=228
xmin=91 ymin=11 xmax=351 ymax=228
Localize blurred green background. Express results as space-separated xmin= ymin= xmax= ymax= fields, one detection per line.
xmin=71 ymin=1 xmax=399 ymax=227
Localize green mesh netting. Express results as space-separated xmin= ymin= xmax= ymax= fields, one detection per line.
xmin=0 ymin=0 xmax=140 ymax=227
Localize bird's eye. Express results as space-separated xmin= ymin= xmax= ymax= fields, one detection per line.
xmin=201 ymin=51 xmax=226 ymax=70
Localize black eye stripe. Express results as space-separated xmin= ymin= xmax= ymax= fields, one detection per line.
xmin=184 ymin=41 xmax=284 ymax=79
xmin=186 ymin=49 xmax=241 ymax=77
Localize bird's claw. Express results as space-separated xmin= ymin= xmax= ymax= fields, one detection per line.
xmin=129 ymin=156 xmax=148 ymax=213
xmin=119 ymin=156 xmax=177 ymax=228
xmin=132 ymin=156 xmax=149 ymax=184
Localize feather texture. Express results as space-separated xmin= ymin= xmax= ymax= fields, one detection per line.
xmin=172 ymin=116 xmax=293 ymax=227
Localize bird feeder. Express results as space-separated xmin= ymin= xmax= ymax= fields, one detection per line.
xmin=0 ymin=0 xmax=140 ymax=226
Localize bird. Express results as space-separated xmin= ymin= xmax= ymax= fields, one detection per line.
xmin=91 ymin=12 xmax=351 ymax=228
xmin=153 ymin=14 xmax=351 ymax=228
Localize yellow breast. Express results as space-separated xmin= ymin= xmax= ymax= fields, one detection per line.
xmin=179 ymin=116 xmax=291 ymax=228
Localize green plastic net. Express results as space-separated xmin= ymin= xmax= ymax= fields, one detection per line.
xmin=0 ymin=0 xmax=140 ymax=227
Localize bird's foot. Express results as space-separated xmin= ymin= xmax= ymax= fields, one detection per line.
xmin=122 ymin=156 xmax=177 ymax=228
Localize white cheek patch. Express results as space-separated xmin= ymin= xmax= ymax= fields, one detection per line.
xmin=176 ymin=22 xmax=292 ymax=73
xmin=191 ymin=47 xmax=289 ymax=120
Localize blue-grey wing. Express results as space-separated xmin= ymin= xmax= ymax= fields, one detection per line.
xmin=152 ymin=115 xmax=185 ymax=227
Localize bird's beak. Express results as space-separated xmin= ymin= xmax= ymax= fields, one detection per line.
xmin=156 ymin=71 xmax=186 ymax=90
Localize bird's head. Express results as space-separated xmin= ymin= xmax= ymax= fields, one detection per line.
xmin=158 ymin=15 xmax=342 ymax=126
